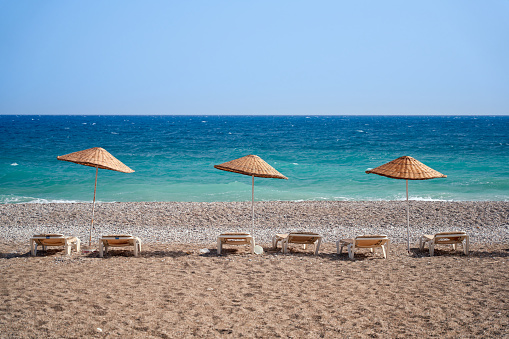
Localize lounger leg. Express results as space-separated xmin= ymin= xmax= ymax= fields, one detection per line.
xmin=338 ymin=242 xmax=347 ymax=256
xmin=452 ymin=244 xmax=457 ymax=251
xmin=272 ymin=236 xmax=277 ymax=248
xmin=250 ymin=238 xmax=255 ymax=254
xmin=429 ymin=243 xmax=434 ymax=257
xmin=336 ymin=240 xmax=340 ymax=254
xmin=31 ymin=240 xmax=36 ymax=256
xmin=347 ymin=244 xmax=354 ymax=259
xmin=99 ymin=241 xmax=104 ymax=258
xmin=419 ymin=237 xmax=424 ymax=251
xmin=137 ymin=240 xmax=141 ymax=256
xmin=303 ymin=244 xmax=307 ymax=250
xmin=65 ymin=239 xmax=71 ymax=255
xmin=314 ymin=239 xmax=321 ymax=255
xmin=464 ymin=236 xmax=469 ymax=255
xmin=282 ymin=241 xmax=288 ymax=254
xmin=75 ymin=239 xmax=81 ymax=253
xmin=381 ymin=245 xmax=387 ymax=259
xmin=217 ymin=238 xmax=222 ymax=255
xmin=134 ymin=241 xmax=139 ymax=257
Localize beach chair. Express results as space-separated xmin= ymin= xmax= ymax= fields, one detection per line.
xmin=30 ymin=234 xmax=81 ymax=256
xmin=217 ymin=232 xmax=255 ymax=255
xmin=99 ymin=235 xmax=142 ymax=257
xmin=337 ymin=235 xmax=389 ymax=259
xmin=273 ymin=232 xmax=322 ymax=255
xmin=419 ymin=231 xmax=469 ymax=256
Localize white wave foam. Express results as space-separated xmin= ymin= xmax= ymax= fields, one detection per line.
xmin=10 ymin=163 xmax=18 ymax=166
xmin=410 ymin=196 xmax=452 ymax=202
xmin=27 ymin=198 xmax=84 ymax=204
xmin=1 ymin=195 xmax=87 ymax=204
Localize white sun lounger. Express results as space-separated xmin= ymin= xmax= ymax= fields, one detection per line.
xmin=217 ymin=232 xmax=255 ymax=255
xmin=337 ymin=235 xmax=390 ymax=259
xmin=30 ymin=234 xmax=81 ymax=256
xmin=99 ymin=235 xmax=142 ymax=257
xmin=419 ymin=231 xmax=469 ymax=256
xmin=273 ymin=232 xmax=322 ymax=255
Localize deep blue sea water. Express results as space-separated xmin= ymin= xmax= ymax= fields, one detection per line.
xmin=0 ymin=115 xmax=508 ymax=203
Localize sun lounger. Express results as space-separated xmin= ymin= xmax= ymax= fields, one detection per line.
xmin=419 ymin=231 xmax=469 ymax=256
xmin=337 ymin=235 xmax=389 ymax=259
xmin=273 ymin=232 xmax=322 ymax=255
xmin=99 ymin=235 xmax=142 ymax=257
xmin=217 ymin=232 xmax=255 ymax=255
xmin=30 ymin=234 xmax=81 ymax=256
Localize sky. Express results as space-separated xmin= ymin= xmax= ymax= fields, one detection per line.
xmin=0 ymin=0 xmax=508 ymax=116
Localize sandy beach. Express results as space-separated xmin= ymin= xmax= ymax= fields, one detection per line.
xmin=1 ymin=201 xmax=508 ymax=338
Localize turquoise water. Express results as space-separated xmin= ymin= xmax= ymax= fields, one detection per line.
xmin=0 ymin=115 xmax=508 ymax=203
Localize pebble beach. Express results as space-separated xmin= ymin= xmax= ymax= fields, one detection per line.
xmin=1 ymin=201 xmax=508 ymax=245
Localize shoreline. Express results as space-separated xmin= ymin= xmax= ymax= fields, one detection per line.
xmin=1 ymin=200 xmax=507 ymax=245
xmin=3 ymin=198 xmax=509 ymax=204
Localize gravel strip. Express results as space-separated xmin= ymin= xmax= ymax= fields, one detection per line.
xmin=1 ymin=201 xmax=508 ymax=245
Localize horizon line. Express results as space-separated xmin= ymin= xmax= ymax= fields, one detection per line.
xmin=1 ymin=114 xmax=508 ymax=117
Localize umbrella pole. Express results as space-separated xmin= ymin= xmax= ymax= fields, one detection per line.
xmin=90 ymin=166 xmax=98 ymax=246
xmin=406 ymin=179 xmax=410 ymax=253
xmin=252 ymin=175 xmax=255 ymax=229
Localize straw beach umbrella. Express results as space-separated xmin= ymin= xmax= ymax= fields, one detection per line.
xmin=57 ymin=147 xmax=134 ymax=246
xmin=366 ymin=156 xmax=446 ymax=252
xmin=214 ymin=155 xmax=288 ymax=227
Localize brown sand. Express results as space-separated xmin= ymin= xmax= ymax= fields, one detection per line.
xmin=1 ymin=241 xmax=508 ymax=338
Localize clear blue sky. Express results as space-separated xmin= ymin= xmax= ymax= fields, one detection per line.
xmin=1 ymin=0 xmax=508 ymax=115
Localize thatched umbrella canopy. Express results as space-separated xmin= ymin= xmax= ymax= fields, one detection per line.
xmin=58 ymin=147 xmax=134 ymax=245
xmin=366 ymin=156 xmax=446 ymax=252
xmin=214 ymin=155 xmax=287 ymax=227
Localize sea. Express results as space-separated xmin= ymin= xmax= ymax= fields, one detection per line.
xmin=0 ymin=115 xmax=508 ymax=204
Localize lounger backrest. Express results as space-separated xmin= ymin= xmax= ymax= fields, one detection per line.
xmin=105 ymin=239 xmax=132 ymax=245
xmin=102 ymin=235 xmax=135 ymax=245
xmin=32 ymin=234 xmax=66 ymax=245
xmin=219 ymin=233 xmax=252 ymax=245
xmin=434 ymin=232 xmax=467 ymax=244
xmin=288 ymin=233 xmax=320 ymax=244
xmin=355 ymin=235 xmax=388 ymax=247
xmin=42 ymin=239 xmax=67 ymax=245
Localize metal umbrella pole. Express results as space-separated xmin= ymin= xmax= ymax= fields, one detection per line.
xmin=406 ymin=179 xmax=410 ymax=252
xmin=252 ymin=175 xmax=255 ymax=229
xmin=89 ymin=166 xmax=99 ymax=246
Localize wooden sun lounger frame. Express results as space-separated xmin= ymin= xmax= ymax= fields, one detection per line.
xmin=337 ymin=235 xmax=390 ymax=259
xmin=217 ymin=232 xmax=255 ymax=255
xmin=419 ymin=231 xmax=469 ymax=256
xmin=30 ymin=234 xmax=81 ymax=256
xmin=273 ymin=232 xmax=323 ymax=255
xmin=99 ymin=235 xmax=142 ymax=257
